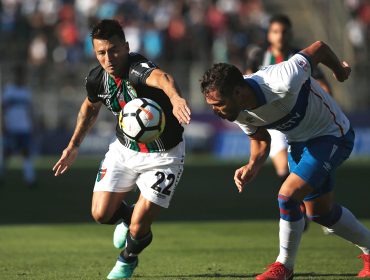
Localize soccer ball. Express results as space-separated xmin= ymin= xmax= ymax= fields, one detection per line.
xmin=119 ymin=98 xmax=165 ymax=143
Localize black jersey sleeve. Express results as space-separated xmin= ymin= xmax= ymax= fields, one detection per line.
xmin=128 ymin=54 xmax=159 ymax=88
xmin=85 ymin=65 xmax=105 ymax=103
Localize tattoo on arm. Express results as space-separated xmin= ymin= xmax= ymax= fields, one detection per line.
xmin=71 ymin=110 xmax=96 ymax=147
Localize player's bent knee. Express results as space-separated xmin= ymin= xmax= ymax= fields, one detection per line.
xmin=306 ymin=203 xmax=343 ymax=227
xmin=278 ymin=194 xmax=303 ymax=221
xmin=129 ymin=222 xmax=151 ymax=238
xmin=91 ymin=208 xmax=113 ymax=224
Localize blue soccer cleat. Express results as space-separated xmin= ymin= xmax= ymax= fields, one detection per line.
xmin=107 ymin=258 xmax=138 ymax=279
xmin=114 ymin=222 xmax=130 ymax=249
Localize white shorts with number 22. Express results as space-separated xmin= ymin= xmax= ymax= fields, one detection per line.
xmin=93 ymin=136 xmax=185 ymax=208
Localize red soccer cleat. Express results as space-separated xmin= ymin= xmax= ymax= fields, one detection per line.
xmin=358 ymin=253 xmax=370 ymax=277
xmin=256 ymin=262 xmax=293 ymax=280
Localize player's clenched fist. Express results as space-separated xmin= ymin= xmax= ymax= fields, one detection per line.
xmin=333 ymin=61 xmax=351 ymax=82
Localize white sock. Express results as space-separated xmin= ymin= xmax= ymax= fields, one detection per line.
xmin=327 ymin=206 xmax=370 ymax=254
xmin=23 ymin=158 xmax=35 ymax=184
xmin=276 ymin=218 xmax=305 ymax=270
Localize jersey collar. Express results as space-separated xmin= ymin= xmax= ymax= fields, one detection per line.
xmin=245 ymin=78 xmax=266 ymax=108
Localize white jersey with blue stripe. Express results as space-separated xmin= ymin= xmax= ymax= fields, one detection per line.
xmin=234 ymin=53 xmax=350 ymax=143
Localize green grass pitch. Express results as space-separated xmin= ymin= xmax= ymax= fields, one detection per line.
xmin=0 ymin=155 xmax=369 ymax=279
xmin=1 ymin=221 xmax=369 ymax=279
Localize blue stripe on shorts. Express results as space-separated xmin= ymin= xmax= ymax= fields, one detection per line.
xmin=288 ymin=127 xmax=355 ymax=201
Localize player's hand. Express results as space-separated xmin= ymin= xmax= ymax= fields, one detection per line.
xmin=333 ymin=61 xmax=351 ymax=82
xmin=170 ymin=96 xmax=191 ymax=125
xmin=234 ymin=165 xmax=259 ymax=193
xmin=53 ymin=145 xmax=79 ymax=176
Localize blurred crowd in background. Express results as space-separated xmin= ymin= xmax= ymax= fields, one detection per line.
xmin=1 ymin=0 xmax=370 ymax=157
xmin=1 ymin=0 xmax=271 ymax=75
xmin=1 ymin=0 xmax=370 ymax=78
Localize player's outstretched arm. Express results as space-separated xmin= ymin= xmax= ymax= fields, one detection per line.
xmin=300 ymin=41 xmax=351 ymax=82
xmin=53 ymin=98 xmax=102 ymax=176
xmin=146 ymin=69 xmax=191 ymax=125
xmin=234 ymin=128 xmax=271 ymax=193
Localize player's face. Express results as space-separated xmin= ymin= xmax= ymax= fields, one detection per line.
xmin=93 ymin=35 xmax=129 ymax=79
xmin=206 ymin=91 xmax=241 ymax=122
xmin=268 ymin=22 xmax=292 ymax=50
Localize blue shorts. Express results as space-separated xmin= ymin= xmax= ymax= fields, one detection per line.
xmin=3 ymin=132 xmax=32 ymax=152
xmin=288 ymin=127 xmax=355 ymax=201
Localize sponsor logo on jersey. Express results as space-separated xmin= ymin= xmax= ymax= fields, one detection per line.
xmin=153 ymin=190 xmax=166 ymax=199
xmin=298 ymin=60 xmax=309 ymax=72
xmin=97 ymin=167 xmax=107 ymax=182
xmin=130 ymin=69 xmax=141 ymax=77
xmin=274 ymin=112 xmax=301 ymax=130
xmin=323 ymin=162 xmax=331 ymax=171
xmin=140 ymin=62 xmax=150 ymax=68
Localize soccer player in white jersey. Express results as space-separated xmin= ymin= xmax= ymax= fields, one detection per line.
xmin=1 ymin=65 xmax=36 ymax=186
xmin=246 ymin=14 xmax=333 ymax=233
xmin=201 ymin=41 xmax=370 ymax=279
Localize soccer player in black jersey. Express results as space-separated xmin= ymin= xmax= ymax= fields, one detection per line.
xmin=53 ymin=19 xmax=191 ymax=279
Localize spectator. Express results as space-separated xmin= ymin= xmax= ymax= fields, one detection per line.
xmin=1 ymin=65 xmax=36 ymax=187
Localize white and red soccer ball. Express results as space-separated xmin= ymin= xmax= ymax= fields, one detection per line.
xmin=119 ymin=98 xmax=165 ymax=143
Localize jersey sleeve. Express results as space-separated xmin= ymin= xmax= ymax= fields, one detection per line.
xmin=234 ymin=119 xmax=259 ymax=136
xmin=128 ymin=59 xmax=159 ymax=88
xmin=271 ymin=53 xmax=312 ymax=95
xmin=85 ymin=77 xmax=99 ymax=103
xmin=85 ymin=66 xmax=104 ymax=103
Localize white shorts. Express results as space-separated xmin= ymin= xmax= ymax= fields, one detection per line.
xmin=268 ymin=129 xmax=288 ymax=158
xmin=93 ymin=136 xmax=185 ymax=208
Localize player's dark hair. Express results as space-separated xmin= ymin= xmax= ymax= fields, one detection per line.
xmin=91 ymin=19 xmax=126 ymax=45
xmin=200 ymin=63 xmax=245 ymax=98
xmin=269 ymin=14 xmax=292 ymax=29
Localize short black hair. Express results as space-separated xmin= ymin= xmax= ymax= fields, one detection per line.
xmin=269 ymin=14 xmax=292 ymax=29
xmin=91 ymin=19 xmax=126 ymax=45
xmin=200 ymin=63 xmax=245 ymax=99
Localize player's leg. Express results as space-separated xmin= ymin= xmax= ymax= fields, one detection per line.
xmin=108 ymin=141 xmax=185 ymax=279
xmin=92 ymin=137 xmax=138 ymax=247
xmin=256 ymin=173 xmax=312 ymax=280
xmin=0 ymin=133 xmax=12 ymax=184
xmin=91 ymin=191 xmax=131 ymax=224
xmin=305 ymin=191 xmax=370 ymax=277
xmin=257 ymin=130 xmax=351 ymax=280
xmin=268 ymin=130 xmax=289 ymax=182
xmin=92 ymin=190 xmax=134 ymax=249
xmin=108 ymin=194 xmax=163 ymax=279
xmin=271 ymin=149 xmax=289 ymax=180
xmin=19 ymin=133 xmax=36 ymax=186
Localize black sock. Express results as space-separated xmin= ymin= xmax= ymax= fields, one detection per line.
xmin=121 ymin=230 xmax=153 ymax=262
xmin=101 ymin=202 xmax=134 ymax=225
